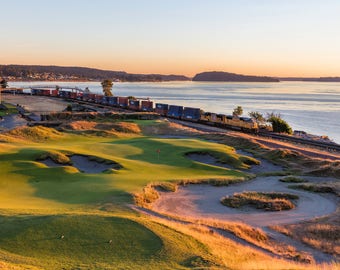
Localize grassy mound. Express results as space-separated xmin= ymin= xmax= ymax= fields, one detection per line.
xmin=221 ymin=191 xmax=299 ymax=211
xmin=0 ymin=215 xmax=162 ymax=267
xmin=36 ymin=150 xmax=72 ymax=165
xmin=279 ymin=175 xmax=306 ymax=183
xmin=6 ymin=126 xmax=63 ymax=142
xmin=289 ymin=183 xmax=338 ymax=195
xmin=61 ymin=120 xmax=141 ymax=137
xmin=185 ymin=150 xmax=260 ymax=170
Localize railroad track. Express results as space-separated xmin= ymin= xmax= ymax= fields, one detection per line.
xmin=258 ymin=131 xmax=340 ymax=152
xmin=9 ymin=93 xmax=340 ymax=153
xmin=170 ymin=118 xmax=340 ymax=153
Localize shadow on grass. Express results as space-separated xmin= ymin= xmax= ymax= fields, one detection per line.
xmin=1 ymin=149 xmax=132 ymax=205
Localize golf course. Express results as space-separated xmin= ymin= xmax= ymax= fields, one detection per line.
xmin=0 ymin=117 xmax=339 ymax=269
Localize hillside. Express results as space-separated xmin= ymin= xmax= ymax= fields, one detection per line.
xmin=0 ymin=64 xmax=190 ymax=82
xmin=193 ymin=71 xmax=280 ymax=82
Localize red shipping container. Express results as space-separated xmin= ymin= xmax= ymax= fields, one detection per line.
xmin=51 ymin=90 xmax=59 ymax=96
xmin=141 ymin=100 xmax=153 ymax=111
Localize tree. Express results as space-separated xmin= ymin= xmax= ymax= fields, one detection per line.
xmin=232 ymin=106 xmax=243 ymax=117
xmin=267 ymin=113 xmax=293 ymax=134
xmin=0 ymin=79 xmax=8 ymax=89
xmin=101 ymin=79 xmax=113 ymax=96
xmin=249 ymin=111 xmax=265 ymax=124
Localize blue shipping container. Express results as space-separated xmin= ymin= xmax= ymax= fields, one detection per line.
xmin=107 ymin=96 xmax=118 ymax=106
xmin=167 ymin=105 xmax=183 ymax=118
xmin=183 ymin=107 xmax=201 ymax=121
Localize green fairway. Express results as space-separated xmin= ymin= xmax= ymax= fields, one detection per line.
xmin=0 ymin=131 xmax=250 ymax=210
xmin=0 ymin=124 xmax=253 ymax=269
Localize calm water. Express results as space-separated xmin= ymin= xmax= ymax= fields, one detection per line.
xmin=10 ymin=81 xmax=340 ymax=144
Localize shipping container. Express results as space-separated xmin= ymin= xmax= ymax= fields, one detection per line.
xmin=128 ymin=99 xmax=140 ymax=111
xmin=155 ymin=103 xmax=169 ymax=115
xmin=69 ymin=92 xmax=77 ymax=99
xmin=59 ymin=90 xmax=71 ymax=98
xmin=141 ymin=100 xmax=153 ymax=112
xmin=101 ymin=96 xmax=109 ymax=105
xmin=118 ymin=97 xmax=128 ymax=108
xmin=107 ymin=96 xmax=118 ymax=106
xmin=95 ymin=94 xmax=104 ymax=103
xmin=40 ymin=89 xmax=51 ymax=96
xmin=76 ymin=92 xmax=83 ymax=100
xmin=31 ymin=89 xmax=40 ymax=95
xmin=82 ymin=93 xmax=96 ymax=102
xmin=51 ymin=90 xmax=59 ymax=96
xmin=167 ymin=105 xmax=183 ymax=118
xmin=183 ymin=107 xmax=201 ymax=121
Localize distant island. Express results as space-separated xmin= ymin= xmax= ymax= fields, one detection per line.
xmin=0 ymin=65 xmax=190 ymax=82
xmin=2 ymin=65 xmax=340 ymax=83
xmin=192 ymin=71 xmax=280 ymax=82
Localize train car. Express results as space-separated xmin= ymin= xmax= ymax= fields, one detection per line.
xmin=95 ymin=94 xmax=104 ymax=103
xmin=222 ymin=115 xmax=258 ymax=132
xmin=107 ymin=96 xmax=118 ymax=107
xmin=128 ymin=99 xmax=140 ymax=111
xmin=141 ymin=100 xmax=153 ymax=112
xmin=30 ymin=89 xmax=40 ymax=95
xmin=31 ymin=89 xmax=51 ymax=96
xmin=69 ymin=92 xmax=78 ymax=99
xmin=83 ymin=93 xmax=96 ymax=102
xmin=118 ymin=97 xmax=129 ymax=108
xmin=58 ymin=90 xmax=71 ymax=99
xmin=167 ymin=105 xmax=183 ymax=119
xmin=200 ymin=112 xmax=222 ymax=125
xmin=76 ymin=92 xmax=84 ymax=100
xmin=155 ymin=103 xmax=169 ymax=115
xmin=183 ymin=107 xmax=201 ymax=121
xmin=101 ymin=96 xmax=109 ymax=105
xmin=40 ymin=89 xmax=51 ymax=96
xmin=51 ymin=90 xmax=59 ymax=97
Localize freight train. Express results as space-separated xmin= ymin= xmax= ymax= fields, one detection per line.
xmin=28 ymin=88 xmax=259 ymax=132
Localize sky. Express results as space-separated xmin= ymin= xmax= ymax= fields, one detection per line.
xmin=1 ymin=0 xmax=340 ymax=77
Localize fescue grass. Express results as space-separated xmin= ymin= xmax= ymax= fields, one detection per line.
xmin=142 ymin=212 xmax=329 ymax=269
xmin=289 ymin=184 xmax=338 ymax=195
xmin=0 ymin=121 xmax=338 ymax=269
xmin=280 ymin=175 xmax=307 ymax=183
xmin=271 ymin=222 xmax=340 ymax=257
xmin=221 ymin=191 xmax=299 ymax=211
xmin=5 ymin=126 xmax=63 ymax=142
xmin=35 ymin=150 xmax=72 ymax=165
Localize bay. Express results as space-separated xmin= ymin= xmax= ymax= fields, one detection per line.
xmin=9 ymin=81 xmax=340 ymax=144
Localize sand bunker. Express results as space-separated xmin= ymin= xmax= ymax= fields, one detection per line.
xmin=40 ymin=154 xmax=121 ymax=173
xmin=152 ymin=176 xmax=337 ymax=227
